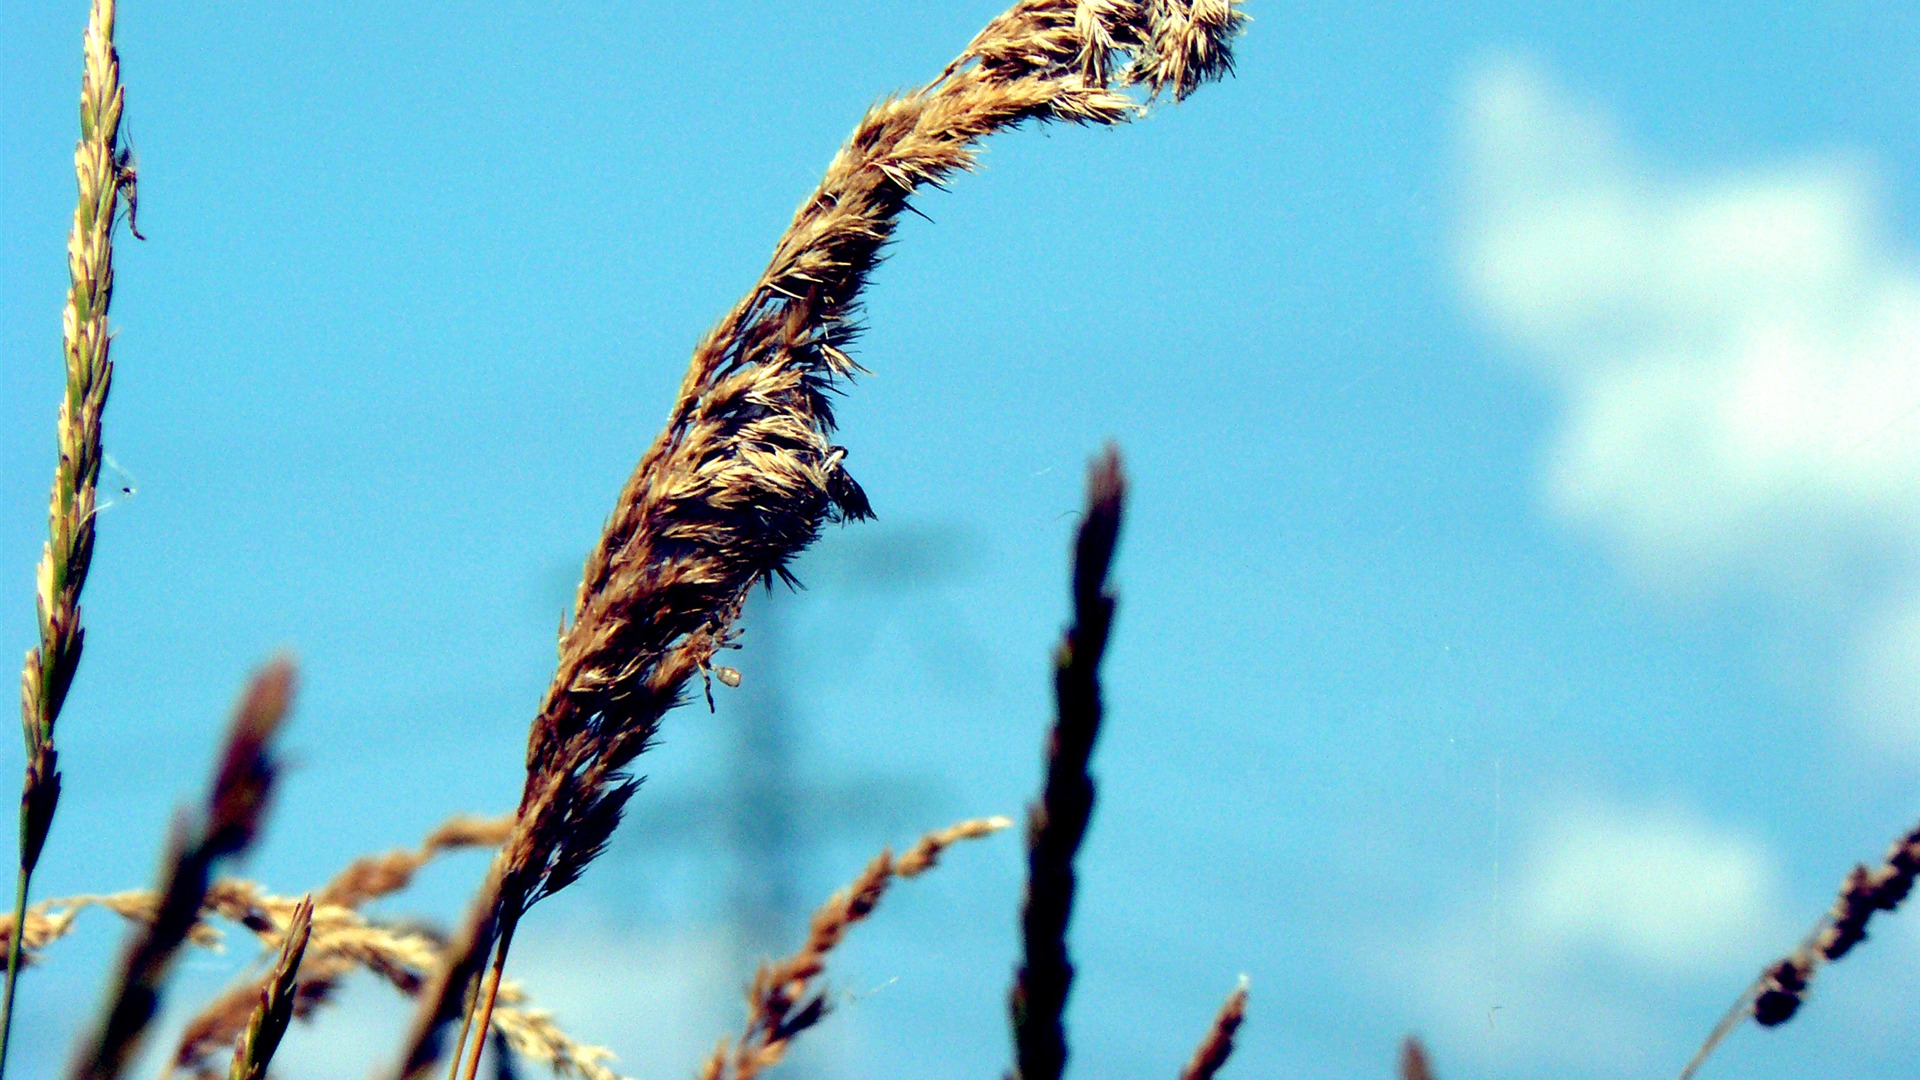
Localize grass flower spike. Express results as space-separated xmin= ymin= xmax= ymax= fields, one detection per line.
xmin=4 ymin=1 xmax=140 ymax=1070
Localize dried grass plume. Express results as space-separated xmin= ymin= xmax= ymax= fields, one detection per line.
xmin=397 ymin=3 xmax=1244 ymax=1075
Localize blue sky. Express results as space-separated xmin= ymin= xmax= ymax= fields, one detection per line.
xmin=4 ymin=3 xmax=1918 ymax=1078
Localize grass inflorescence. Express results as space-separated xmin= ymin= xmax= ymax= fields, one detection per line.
xmin=3 ymin=0 xmax=140 ymax=1068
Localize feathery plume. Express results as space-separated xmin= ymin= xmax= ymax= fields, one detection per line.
xmin=1009 ymin=447 xmax=1124 ymax=1080
xmin=397 ymin=2 xmax=1242 ymax=1074
xmin=69 ymin=658 xmax=295 ymax=1080
xmin=1130 ymin=0 xmax=1248 ymax=101
xmin=701 ymin=818 xmax=1010 ymax=1080
xmin=0 ymin=868 xmax=613 ymax=1079
xmin=3 ymin=0 xmax=141 ymax=1069
xmin=1177 ymin=978 xmax=1248 ymax=1080
xmin=487 ymin=994 xmax=623 ymax=1080
xmin=0 ymin=890 xmax=225 ymax=967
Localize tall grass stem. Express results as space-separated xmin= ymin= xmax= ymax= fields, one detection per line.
xmin=3 ymin=0 xmax=137 ymax=1072
xmin=1009 ymin=446 xmax=1125 ymax=1080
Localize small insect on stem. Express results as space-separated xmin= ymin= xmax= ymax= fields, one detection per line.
xmin=700 ymin=661 xmax=744 ymax=711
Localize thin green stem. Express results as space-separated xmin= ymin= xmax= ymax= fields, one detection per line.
xmin=0 ymin=847 xmax=32 ymax=1074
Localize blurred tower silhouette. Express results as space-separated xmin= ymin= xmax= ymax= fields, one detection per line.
xmin=597 ymin=524 xmax=975 ymax=1051
xmin=718 ymin=585 xmax=848 ymax=960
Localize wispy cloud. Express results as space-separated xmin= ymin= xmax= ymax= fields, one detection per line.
xmin=1516 ymin=800 xmax=1782 ymax=976
xmin=1458 ymin=55 xmax=1920 ymax=750
xmin=1397 ymin=798 xmax=1787 ymax=1073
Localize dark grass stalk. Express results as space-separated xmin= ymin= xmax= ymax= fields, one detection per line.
xmin=1009 ymin=447 xmax=1124 ymax=1080
xmin=67 ymin=658 xmax=294 ymax=1080
xmin=1399 ymin=1038 xmax=1434 ymax=1080
xmin=3 ymin=0 xmax=139 ymax=1071
xmin=392 ymin=3 xmax=1243 ymax=1073
xmin=1679 ymin=819 xmax=1920 ymax=1080
xmin=1177 ymin=978 xmax=1248 ymax=1080
xmin=226 ymin=894 xmax=311 ymax=1080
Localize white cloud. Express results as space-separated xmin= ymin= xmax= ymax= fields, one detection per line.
xmin=1843 ymin=584 xmax=1920 ymax=753
xmin=1460 ymin=57 xmax=1920 ymax=587
xmin=1457 ymin=56 xmax=1920 ymax=749
xmin=1516 ymin=800 xmax=1782 ymax=976
xmin=1397 ymin=799 xmax=1787 ymax=1072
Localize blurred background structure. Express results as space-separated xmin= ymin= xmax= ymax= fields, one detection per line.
xmin=602 ymin=528 xmax=960 ymax=979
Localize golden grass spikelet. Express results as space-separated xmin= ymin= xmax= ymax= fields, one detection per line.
xmin=487 ymin=990 xmax=625 ymax=1080
xmin=1177 ymin=977 xmax=1247 ymax=1080
xmin=166 ymin=813 xmax=514 ymax=1075
xmin=401 ymin=2 xmax=1241 ymax=1074
xmin=319 ymin=815 xmax=515 ymax=909
xmin=896 ymin=816 xmax=1013 ymax=877
xmin=3 ymin=817 xmax=504 ymax=1076
xmin=0 ymin=891 xmax=225 ymax=965
xmin=225 ymin=895 xmax=310 ymax=1080
xmin=22 ymin=878 xmax=429 ymax=974
xmin=148 ymin=894 xmax=615 ymax=1080
xmin=701 ymin=818 xmax=1011 ymax=1080
xmin=2 ymin=866 xmax=504 ymax=1072
xmin=168 ymin=908 xmax=618 ymax=1080
xmin=1129 ymin=0 xmax=1248 ymax=102
xmin=0 ymin=907 xmax=71 ymax=961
